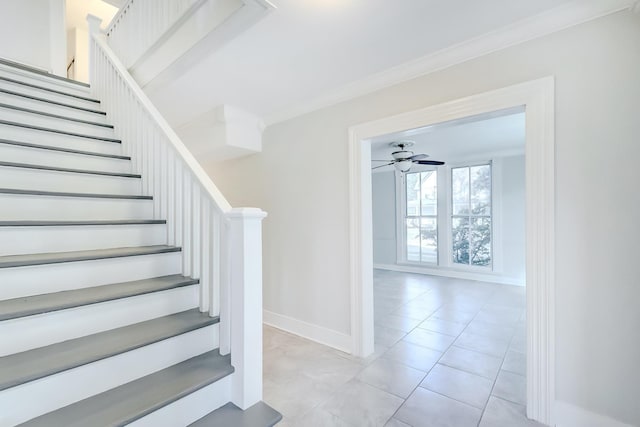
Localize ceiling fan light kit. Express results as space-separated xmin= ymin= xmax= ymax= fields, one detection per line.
xmin=372 ymin=140 xmax=445 ymax=172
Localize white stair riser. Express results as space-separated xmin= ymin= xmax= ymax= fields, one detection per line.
xmin=0 ymin=224 xmax=166 ymax=256
xmin=0 ymin=123 xmax=122 ymax=155
xmin=0 ymin=285 xmax=199 ymax=356
xmin=0 ymin=325 xmax=218 ymax=426
xmin=0 ymin=107 xmax=116 ymax=139
xmin=130 ymin=375 xmax=232 ymax=427
xmin=0 ymin=193 xmax=153 ymax=221
xmin=0 ymin=143 xmax=132 ymax=173
xmin=0 ymin=66 xmax=92 ymax=98
xmin=0 ymin=79 xmax=99 ymax=110
xmin=0 ymin=252 xmax=181 ymax=299
xmin=0 ymin=167 xmax=142 ymax=195
xmin=0 ymin=91 xmax=107 ymax=124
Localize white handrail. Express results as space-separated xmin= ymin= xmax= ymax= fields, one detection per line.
xmin=104 ymin=0 xmax=132 ymax=36
xmin=104 ymin=0 xmax=202 ymax=69
xmin=88 ymin=14 xmax=266 ymax=409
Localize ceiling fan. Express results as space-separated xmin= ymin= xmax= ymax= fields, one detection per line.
xmin=372 ymin=141 xmax=444 ymax=172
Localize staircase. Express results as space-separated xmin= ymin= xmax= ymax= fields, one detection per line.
xmin=0 ymin=60 xmax=281 ymax=426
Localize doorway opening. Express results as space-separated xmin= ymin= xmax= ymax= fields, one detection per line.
xmin=348 ymin=78 xmax=555 ymax=425
xmin=368 ymin=109 xmax=528 ymax=425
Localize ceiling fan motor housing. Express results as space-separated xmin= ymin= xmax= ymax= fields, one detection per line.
xmin=391 ymin=150 xmax=414 ymax=160
xmin=390 ymin=141 xmax=415 ymax=160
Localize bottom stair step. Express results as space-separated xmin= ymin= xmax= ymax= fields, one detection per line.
xmin=190 ymin=402 xmax=282 ymax=427
xmin=20 ymin=350 xmax=234 ymax=427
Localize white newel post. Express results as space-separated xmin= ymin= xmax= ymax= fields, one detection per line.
xmin=86 ymin=14 xmax=102 ymax=88
xmin=227 ymin=207 xmax=267 ymax=410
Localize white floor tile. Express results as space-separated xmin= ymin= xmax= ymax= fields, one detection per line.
xmin=418 ymin=318 xmax=467 ymax=337
xmin=322 ymin=379 xmax=404 ymax=427
xmin=420 ymin=364 xmax=493 ymax=409
xmin=403 ymin=328 xmax=456 ymax=351
xmin=382 ymin=340 xmax=442 ymax=372
xmin=480 ymin=396 xmax=543 ymax=427
xmin=357 ymin=357 xmax=427 ymax=398
xmin=395 ymin=387 xmax=482 ymax=427
xmin=502 ymin=350 xmax=526 ymax=376
xmin=439 ymin=345 xmax=503 ymax=380
xmin=493 ymin=370 xmax=527 ymax=405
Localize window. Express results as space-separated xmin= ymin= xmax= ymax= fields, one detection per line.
xmin=451 ymin=164 xmax=492 ymax=266
xmin=405 ymin=171 xmax=438 ymax=263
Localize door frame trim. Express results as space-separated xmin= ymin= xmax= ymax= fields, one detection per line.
xmin=348 ymin=77 xmax=555 ymax=425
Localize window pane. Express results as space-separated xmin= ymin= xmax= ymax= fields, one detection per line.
xmin=406 ymin=218 xmax=420 ymax=261
xmin=420 ymin=217 xmax=437 ymax=263
xmin=471 ymin=217 xmax=491 ymax=266
xmin=406 ymin=173 xmax=420 ymax=216
xmin=420 ymin=171 xmax=437 ymax=216
xmin=471 ymin=165 xmax=491 ymax=216
xmin=452 ymin=217 xmax=469 ymax=264
xmin=452 ymin=167 xmax=469 ymax=215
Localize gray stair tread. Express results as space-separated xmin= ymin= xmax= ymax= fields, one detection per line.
xmin=0 ymin=309 xmax=219 ymax=392
xmin=0 ymin=274 xmax=197 ymax=321
xmin=0 ymin=76 xmax=97 ymax=102
xmin=0 ymin=57 xmax=90 ymax=88
xmin=0 ymin=160 xmax=141 ymax=178
xmin=190 ymin=402 xmax=283 ymax=427
xmin=0 ymin=245 xmax=180 ymax=268
xmin=0 ymin=219 xmax=165 ymax=227
xmin=0 ymin=187 xmax=151 ymax=199
xmin=0 ymin=138 xmax=128 ymax=159
xmin=19 ymin=350 xmax=233 ymax=427
xmin=0 ymin=88 xmax=105 ymax=114
xmin=0 ymin=102 xmax=112 ymax=127
xmin=0 ymin=119 xmax=120 ymax=142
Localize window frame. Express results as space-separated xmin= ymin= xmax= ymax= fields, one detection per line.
xmin=404 ymin=169 xmax=439 ymax=265
xmin=396 ymin=166 xmax=440 ymax=266
xmin=396 ymin=159 xmax=496 ymax=272
xmin=449 ymin=162 xmax=493 ymax=269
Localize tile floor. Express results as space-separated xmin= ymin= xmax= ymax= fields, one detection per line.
xmin=263 ymin=270 xmax=542 ymax=427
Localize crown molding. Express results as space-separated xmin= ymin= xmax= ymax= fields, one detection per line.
xmin=264 ymin=0 xmax=635 ymax=126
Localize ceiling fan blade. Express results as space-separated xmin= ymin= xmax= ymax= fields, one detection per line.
xmin=409 ymin=154 xmax=428 ymax=160
xmin=414 ymin=160 xmax=445 ymax=166
xmin=372 ymin=162 xmax=395 ymax=170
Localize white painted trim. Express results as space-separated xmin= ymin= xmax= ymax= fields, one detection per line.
xmin=265 ymin=0 xmax=632 ymax=125
xmin=555 ymin=401 xmax=634 ymax=427
xmin=49 ymin=0 xmax=67 ymax=76
xmin=104 ymin=0 xmax=133 ymax=35
xmin=263 ymin=310 xmax=352 ymax=353
xmin=348 ymin=77 xmax=555 ymax=425
xmin=373 ymin=263 xmax=524 ymax=287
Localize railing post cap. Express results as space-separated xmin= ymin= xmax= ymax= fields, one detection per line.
xmin=87 ymin=14 xmax=103 ymax=34
xmin=227 ymin=207 xmax=268 ymax=220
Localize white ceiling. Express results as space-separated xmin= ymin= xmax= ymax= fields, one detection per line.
xmin=370 ymin=111 xmax=525 ymax=171
xmin=148 ymin=0 xmax=574 ymax=128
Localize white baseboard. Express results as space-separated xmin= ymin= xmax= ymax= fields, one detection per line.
xmin=555 ymin=401 xmax=634 ymax=427
xmin=373 ymin=263 xmax=525 ymax=286
xmin=263 ymin=310 xmax=352 ymax=354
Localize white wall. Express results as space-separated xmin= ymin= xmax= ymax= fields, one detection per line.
xmin=499 ymin=155 xmax=525 ymax=283
xmin=0 ymin=0 xmax=66 ymax=74
xmin=372 ymin=171 xmax=397 ymax=265
xmin=207 ymin=11 xmax=640 ymax=426
xmin=66 ymin=27 xmax=89 ymax=83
